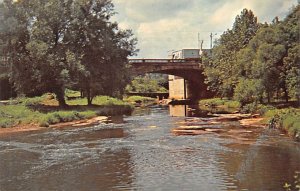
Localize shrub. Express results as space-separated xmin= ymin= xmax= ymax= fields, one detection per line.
xmin=22 ymin=97 xmax=43 ymax=107
xmin=234 ymin=78 xmax=263 ymax=106
xmin=264 ymin=108 xmax=300 ymax=141
xmin=0 ymin=119 xmax=16 ymax=128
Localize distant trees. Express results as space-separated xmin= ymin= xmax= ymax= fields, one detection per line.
xmin=203 ymin=6 xmax=300 ymax=105
xmin=126 ymin=74 xmax=168 ymax=93
xmin=0 ymin=0 xmax=137 ymax=106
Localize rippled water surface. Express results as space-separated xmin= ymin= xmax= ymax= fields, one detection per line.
xmin=0 ymin=105 xmax=299 ymax=191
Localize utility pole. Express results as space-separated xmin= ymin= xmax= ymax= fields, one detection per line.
xmin=210 ymin=32 xmax=217 ymax=49
xmin=198 ymin=32 xmax=200 ymax=49
xmin=210 ymin=32 xmax=212 ymax=49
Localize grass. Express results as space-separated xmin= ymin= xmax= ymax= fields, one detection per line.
xmin=123 ymin=96 xmax=155 ymax=104
xmin=0 ymin=94 xmax=133 ymax=128
xmin=66 ymin=95 xmax=131 ymax=106
xmin=262 ymin=108 xmax=300 ymax=141
xmin=199 ymin=98 xmax=241 ymax=109
xmin=199 ymin=98 xmax=300 ymax=141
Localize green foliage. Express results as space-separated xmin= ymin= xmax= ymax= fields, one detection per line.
xmin=284 ymin=45 xmax=300 ymax=103
xmin=203 ymin=5 xmax=300 ymax=105
xmin=0 ymin=0 xmax=137 ymax=106
xmin=126 ymin=74 xmax=168 ymax=93
xmin=65 ymin=89 xmax=81 ymax=98
xmin=124 ymin=96 xmax=155 ymax=103
xmin=22 ymin=97 xmax=43 ymax=107
xmin=67 ymin=96 xmax=129 ymax=106
xmin=257 ymin=105 xmax=276 ymax=116
xmin=264 ymin=108 xmax=300 ymax=140
xmin=241 ymin=102 xmax=259 ymax=114
xmin=93 ymin=96 xmax=129 ymax=106
xmin=0 ymin=95 xmax=131 ymax=128
xmin=234 ymin=78 xmax=264 ymax=105
xmin=199 ymin=98 xmax=240 ymax=109
xmin=38 ymin=111 xmax=98 ymax=127
xmin=203 ymin=9 xmax=260 ymax=97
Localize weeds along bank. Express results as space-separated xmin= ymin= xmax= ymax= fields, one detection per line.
xmin=264 ymin=108 xmax=300 ymax=141
xmin=199 ymin=98 xmax=300 ymax=141
xmin=0 ymin=94 xmax=133 ymax=128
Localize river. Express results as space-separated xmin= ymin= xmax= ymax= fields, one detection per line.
xmin=0 ymin=105 xmax=299 ymax=191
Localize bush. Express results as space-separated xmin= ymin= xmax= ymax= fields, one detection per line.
xmin=234 ymin=78 xmax=263 ymax=106
xmin=22 ymin=97 xmax=43 ymax=107
xmin=257 ymin=105 xmax=276 ymax=115
xmin=0 ymin=119 xmax=16 ymax=128
xmin=241 ymin=102 xmax=258 ymax=114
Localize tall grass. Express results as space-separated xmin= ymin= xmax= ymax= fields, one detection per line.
xmin=67 ymin=96 xmax=130 ymax=106
xmin=123 ymin=96 xmax=155 ymax=103
xmin=199 ymin=98 xmax=240 ymax=108
xmin=263 ymin=108 xmax=300 ymax=141
xmin=0 ymin=95 xmax=133 ymax=128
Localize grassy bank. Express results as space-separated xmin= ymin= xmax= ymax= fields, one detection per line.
xmin=263 ymin=108 xmax=300 ymax=141
xmin=0 ymin=95 xmax=133 ymax=128
xmin=199 ymin=98 xmax=241 ymax=109
xmin=199 ymin=98 xmax=300 ymax=141
xmin=123 ymin=96 xmax=156 ymax=105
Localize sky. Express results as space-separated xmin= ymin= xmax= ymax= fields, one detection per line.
xmin=112 ymin=0 xmax=298 ymax=58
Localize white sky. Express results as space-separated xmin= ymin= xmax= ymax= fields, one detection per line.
xmin=112 ymin=0 xmax=298 ymax=58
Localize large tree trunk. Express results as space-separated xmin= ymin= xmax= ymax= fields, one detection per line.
xmin=55 ymin=88 xmax=67 ymax=107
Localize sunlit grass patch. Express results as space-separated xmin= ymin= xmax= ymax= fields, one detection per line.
xmin=199 ymin=98 xmax=240 ymax=108
xmin=123 ymin=96 xmax=155 ymax=103
xmin=0 ymin=94 xmax=132 ymax=128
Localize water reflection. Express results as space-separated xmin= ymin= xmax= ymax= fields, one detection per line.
xmin=169 ymin=104 xmax=209 ymax=117
xmin=0 ymin=106 xmax=299 ymax=191
xmin=0 ymin=126 xmax=134 ymax=191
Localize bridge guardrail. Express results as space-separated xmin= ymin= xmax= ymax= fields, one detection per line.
xmin=128 ymin=58 xmax=200 ymax=64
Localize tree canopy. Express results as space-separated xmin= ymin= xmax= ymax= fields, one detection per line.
xmin=203 ymin=6 xmax=300 ymax=105
xmin=0 ymin=0 xmax=137 ymax=106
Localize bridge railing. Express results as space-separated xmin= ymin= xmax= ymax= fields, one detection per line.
xmin=128 ymin=58 xmax=200 ymax=64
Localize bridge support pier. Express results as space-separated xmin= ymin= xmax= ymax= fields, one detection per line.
xmin=168 ymin=72 xmax=213 ymax=101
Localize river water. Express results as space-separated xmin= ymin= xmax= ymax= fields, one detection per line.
xmin=0 ymin=105 xmax=299 ymax=191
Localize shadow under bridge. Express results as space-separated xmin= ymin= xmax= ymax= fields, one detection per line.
xmin=128 ymin=59 xmax=213 ymax=100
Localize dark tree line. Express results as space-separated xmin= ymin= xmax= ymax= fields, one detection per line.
xmin=203 ymin=6 xmax=300 ymax=106
xmin=0 ymin=0 xmax=137 ymax=106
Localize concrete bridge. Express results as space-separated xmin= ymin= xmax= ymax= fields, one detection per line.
xmin=128 ymin=58 xmax=213 ymax=100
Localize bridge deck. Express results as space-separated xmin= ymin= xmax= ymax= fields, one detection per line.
xmin=128 ymin=58 xmax=200 ymax=64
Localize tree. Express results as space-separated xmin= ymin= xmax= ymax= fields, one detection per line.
xmin=284 ymin=45 xmax=300 ymax=104
xmin=65 ymin=0 xmax=137 ymax=105
xmin=234 ymin=78 xmax=264 ymax=106
xmin=203 ymin=9 xmax=260 ymax=97
xmin=0 ymin=0 xmax=137 ymax=106
xmin=125 ymin=74 xmax=168 ymax=93
xmin=236 ymin=5 xmax=300 ymax=103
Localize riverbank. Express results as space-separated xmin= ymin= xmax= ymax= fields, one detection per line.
xmin=0 ymin=115 xmax=111 ymax=136
xmin=0 ymin=94 xmax=133 ymax=131
xmin=199 ymin=98 xmax=300 ymax=141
